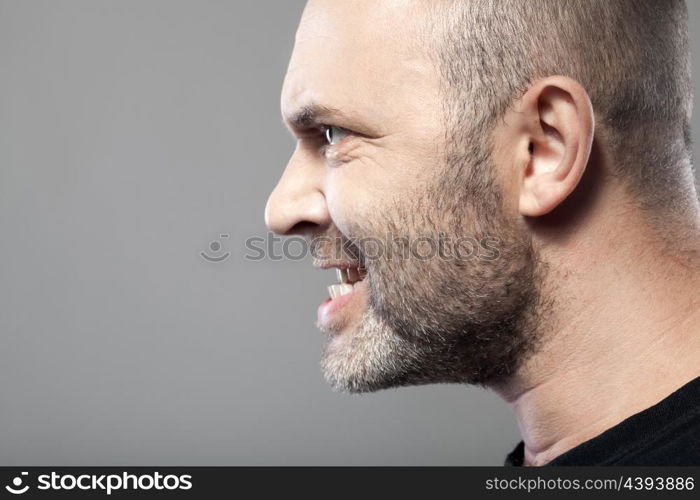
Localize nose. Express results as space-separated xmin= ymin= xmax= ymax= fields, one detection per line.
xmin=264 ymin=149 xmax=330 ymax=236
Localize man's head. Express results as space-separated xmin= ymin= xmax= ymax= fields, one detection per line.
xmin=265 ymin=0 xmax=696 ymax=393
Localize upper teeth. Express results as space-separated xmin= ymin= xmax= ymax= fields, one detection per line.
xmin=328 ymin=283 xmax=354 ymax=299
xmin=328 ymin=267 xmax=364 ymax=299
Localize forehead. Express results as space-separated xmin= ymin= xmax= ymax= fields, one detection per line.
xmin=282 ymin=0 xmax=441 ymax=129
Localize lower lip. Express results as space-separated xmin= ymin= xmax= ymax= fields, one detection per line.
xmin=317 ymin=281 xmax=366 ymax=327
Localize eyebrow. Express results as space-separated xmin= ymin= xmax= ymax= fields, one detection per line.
xmin=283 ymin=103 xmax=347 ymax=131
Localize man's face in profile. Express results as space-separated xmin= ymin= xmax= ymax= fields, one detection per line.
xmin=266 ymin=0 xmax=541 ymax=393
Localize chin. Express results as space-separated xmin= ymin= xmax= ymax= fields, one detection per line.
xmin=319 ymin=311 xmax=438 ymax=394
xmin=320 ymin=312 xmax=400 ymax=393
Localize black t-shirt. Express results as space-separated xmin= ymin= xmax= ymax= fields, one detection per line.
xmin=505 ymin=375 xmax=700 ymax=466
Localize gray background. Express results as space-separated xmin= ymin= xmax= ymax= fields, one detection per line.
xmin=0 ymin=0 xmax=698 ymax=466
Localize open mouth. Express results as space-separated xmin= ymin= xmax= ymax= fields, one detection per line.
xmin=328 ymin=266 xmax=367 ymax=299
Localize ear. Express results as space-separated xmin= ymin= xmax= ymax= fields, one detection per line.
xmin=518 ymin=76 xmax=594 ymax=217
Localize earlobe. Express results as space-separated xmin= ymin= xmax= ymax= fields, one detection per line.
xmin=518 ymin=77 xmax=594 ymax=217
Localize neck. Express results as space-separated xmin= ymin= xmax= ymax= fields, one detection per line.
xmin=490 ymin=205 xmax=700 ymax=466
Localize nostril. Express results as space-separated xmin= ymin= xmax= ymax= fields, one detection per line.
xmin=287 ymin=220 xmax=320 ymax=236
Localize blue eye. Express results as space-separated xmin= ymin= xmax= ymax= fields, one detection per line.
xmin=324 ymin=125 xmax=349 ymax=145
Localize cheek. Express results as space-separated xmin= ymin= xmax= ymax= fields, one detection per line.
xmin=324 ymin=149 xmax=432 ymax=229
xmin=325 ymin=173 xmax=379 ymax=235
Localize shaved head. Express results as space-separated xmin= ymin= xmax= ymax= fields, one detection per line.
xmin=427 ymin=0 xmax=695 ymax=215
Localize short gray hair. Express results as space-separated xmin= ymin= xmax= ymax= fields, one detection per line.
xmin=429 ymin=0 xmax=695 ymax=213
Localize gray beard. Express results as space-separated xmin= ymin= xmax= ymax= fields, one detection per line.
xmin=318 ymin=221 xmax=545 ymax=394
xmin=317 ymin=174 xmax=548 ymax=392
